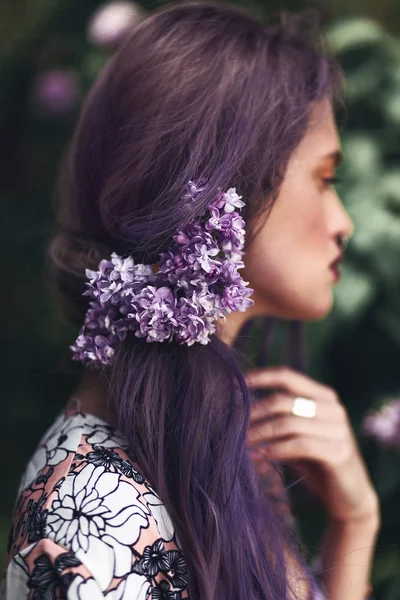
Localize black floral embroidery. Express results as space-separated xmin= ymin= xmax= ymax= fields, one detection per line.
xmin=85 ymin=444 xmax=146 ymax=484
xmin=133 ymin=539 xmax=169 ymax=577
xmin=23 ymin=496 xmax=48 ymax=544
xmin=7 ymin=491 xmax=35 ymax=556
xmin=86 ymin=444 xmax=123 ymax=470
xmin=131 ymin=539 xmax=189 ymax=598
xmin=85 ymin=422 xmax=124 ymax=447
xmin=54 ymin=552 xmax=82 ymax=573
xmin=4 ymin=408 xmax=192 ymax=600
xmin=57 ymin=433 xmax=68 ymax=446
xmin=165 ymin=550 xmax=189 ymax=589
xmin=35 ymin=466 xmax=54 ymax=486
xmin=53 ymin=477 xmax=65 ymax=491
xmin=28 ymin=551 xmax=81 ymax=600
xmin=118 ymin=458 xmax=146 ymax=484
xmin=152 ymin=579 xmax=183 ymax=600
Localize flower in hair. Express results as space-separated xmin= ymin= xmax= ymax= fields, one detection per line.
xmin=70 ymin=180 xmax=254 ymax=367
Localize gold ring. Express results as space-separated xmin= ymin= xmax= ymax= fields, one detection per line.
xmin=291 ymin=397 xmax=317 ymax=419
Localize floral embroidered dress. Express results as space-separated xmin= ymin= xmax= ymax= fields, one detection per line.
xmin=1 ymin=398 xmax=327 ymax=600
xmin=1 ymin=399 xmax=190 ymax=600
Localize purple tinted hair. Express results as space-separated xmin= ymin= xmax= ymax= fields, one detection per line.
xmin=48 ymin=2 xmax=343 ymax=599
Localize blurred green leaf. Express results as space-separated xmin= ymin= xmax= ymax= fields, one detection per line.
xmin=372 ymin=547 xmax=400 ymax=585
xmin=0 ymin=0 xmax=56 ymax=61
xmin=385 ymin=576 xmax=400 ymax=600
xmin=333 ymin=261 xmax=377 ymax=320
xmin=372 ymin=449 xmax=400 ymax=499
xmin=326 ymin=18 xmax=384 ymax=53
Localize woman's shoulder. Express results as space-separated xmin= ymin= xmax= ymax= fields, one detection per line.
xmin=2 ymin=401 xmax=189 ymax=599
xmin=12 ymin=400 xmax=127 ymax=494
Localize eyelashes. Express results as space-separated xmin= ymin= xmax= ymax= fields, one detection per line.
xmin=323 ymin=176 xmax=341 ymax=186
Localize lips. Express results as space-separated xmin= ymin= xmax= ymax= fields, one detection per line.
xmin=330 ymin=252 xmax=344 ymax=282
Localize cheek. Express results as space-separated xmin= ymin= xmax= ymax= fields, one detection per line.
xmin=243 ymin=195 xmax=332 ymax=320
xmin=247 ymin=194 xmax=327 ymax=274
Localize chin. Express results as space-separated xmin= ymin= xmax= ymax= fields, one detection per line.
xmin=296 ymin=293 xmax=334 ymax=322
xmin=268 ymin=291 xmax=334 ymax=322
xmin=252 ymin=286 xmax=334 ymax=322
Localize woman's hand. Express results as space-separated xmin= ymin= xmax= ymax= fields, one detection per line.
xmin=245 ymin=366 xmax=380 ymax=525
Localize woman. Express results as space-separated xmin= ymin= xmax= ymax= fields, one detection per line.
xmin=1 ymin=2 xmax=380 ymax=599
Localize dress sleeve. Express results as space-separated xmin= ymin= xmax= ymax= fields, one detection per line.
xmin=1 ymin=422 xmax=189 ymax=600
xmin=0 ymin=538 xmax=105 ymax=600
xmin=1 ymin=461 xmax=190 ymax=600
xmin=1 ymin=522 xmax=185 ymax=600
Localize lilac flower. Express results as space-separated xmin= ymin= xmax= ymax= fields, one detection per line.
xmin=99 ymin=280 xmax=123 ymax=303
xmin=221 ymin=282 xmax=254 ymax=312
xmin=222 ymin=187 xmax=246 ymax=213
xmin=70 ymin=327 xmax=115 ymax=367
xmin=193 ymin=287 xmax=221 ymax=314
xmin=84 ymin=302 xmax=114 ymax=331
xmin=109 ymin=253 xmax=132 ymax=279
xmin=189 ymin=242 xmax=220 ymax=273
xmin=209 ymin=190 xmax=226 ymax=210
xmin=85 ymin=257 xmax=114 ymax=285
xmin=133 ymin=286 xmax=178 ymax=343
xmin=70 ymin=179 xmax=254 ymax=367
xmin=221 ymin=240 xmax=244 ymax=264
xmin=113 ymin=254 xmax=152 ymax=286
xmin=174 ymin=232 xmax=193 ymax=246
xmin=206 ymin=208 xmax=245 ymax=243
xmin=175 ymin=297 xmax=216 ymax=346
xmin=362 ymin=399 xmax=400 ymax=450
xmin=182 ymin=179 xmax=208 ymax=202
xmin=219 ymin=213 xmax=246 ymax=242
xmin=205 ymin=208 xmax=221 ymax=231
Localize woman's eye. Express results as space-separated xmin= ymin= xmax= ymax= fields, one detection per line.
xmin=323 ymin=176 xmax=341 ymax=186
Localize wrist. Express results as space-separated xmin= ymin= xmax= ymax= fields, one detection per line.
xmin=327 ymin=509 xmax=380 ymax=533
xmin=327 ymin=491 xmax=380 ymax=529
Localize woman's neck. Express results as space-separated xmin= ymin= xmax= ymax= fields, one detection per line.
xmin=73 ymin=369 xmax=112 ymax=421
xmin=216 ymin=290 xmax=268 ymax=346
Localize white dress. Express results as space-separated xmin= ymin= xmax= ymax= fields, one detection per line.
xmin=0 ymin=400 xmax=189 ymax=599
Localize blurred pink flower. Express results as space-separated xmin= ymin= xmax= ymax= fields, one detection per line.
xmin=362 ymin=398 xmax=400 ymax=449
xmin=32 ymin=69 xmax=80 ymax=115
xmin=87 ymin=1 xmax=142 ymax=48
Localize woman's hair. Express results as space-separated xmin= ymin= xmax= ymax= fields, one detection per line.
xmin=49 ymin=3 xmax=343 ymax=598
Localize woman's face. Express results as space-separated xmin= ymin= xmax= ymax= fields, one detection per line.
xmin=243 ymin=98 xmax=354 ymax=321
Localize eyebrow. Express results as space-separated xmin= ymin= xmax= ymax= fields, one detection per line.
xmin=323 ymin=150 xmax=344 ymax=167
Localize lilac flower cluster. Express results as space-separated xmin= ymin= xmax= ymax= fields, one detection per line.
xmin=70 ymin=181 xmax=254 ymax=367
xmin=362 ymin=398 xmax=400 ymax=450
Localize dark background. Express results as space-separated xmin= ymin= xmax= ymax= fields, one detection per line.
xmin=1 ymin=1 xmax=400 ymax=597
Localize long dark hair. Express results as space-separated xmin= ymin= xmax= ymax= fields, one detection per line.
xmin=49 ymin=3 xmax=343 ymax=598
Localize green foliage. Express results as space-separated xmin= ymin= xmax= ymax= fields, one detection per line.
xmin=0 ymin=0 xmax=55 ymax=60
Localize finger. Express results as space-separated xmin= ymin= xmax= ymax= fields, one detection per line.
xmin=251 ymin=393 xmax=346 ymax=425
xmin=259 ymin=436 xmax=346 ymax=467
xmin=247 ymin=415 xmax=347 ymax=446
xmin=246 ymin=366 xmax=338 ymax=403
xmin=250 ymin=393 xmax=293 ymax=422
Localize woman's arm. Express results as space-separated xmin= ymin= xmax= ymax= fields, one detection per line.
xmin=246 ymin=367 xmax=380 ymax=600
xmin=318 ymin=513 xmax=380 ymax=600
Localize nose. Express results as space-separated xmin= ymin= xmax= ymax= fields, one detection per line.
xmin=330 ymin=190 xmax=354 ymax=242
